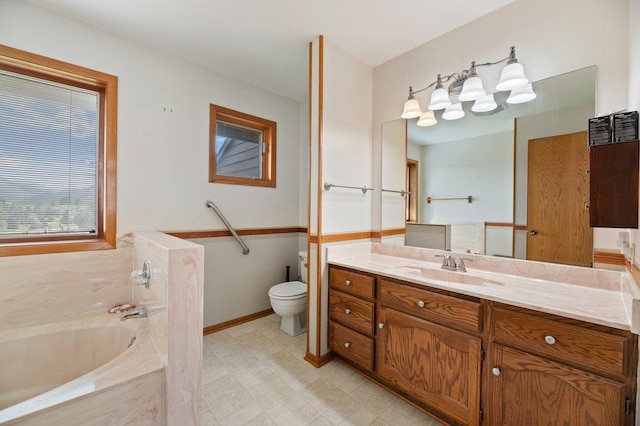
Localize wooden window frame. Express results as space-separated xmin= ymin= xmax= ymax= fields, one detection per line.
xmin=209 ymin=104 xmax=276 ymax=188
xmin=406 ymin=159 xmax=418 ymax=223
xmin=0 ymin=44 xmax=117 ymax=257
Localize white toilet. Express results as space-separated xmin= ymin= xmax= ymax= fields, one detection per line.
xmin=268 ymin=251 xmax=308 ymax=336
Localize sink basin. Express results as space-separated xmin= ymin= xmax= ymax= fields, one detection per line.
xmin=400 ymin=266 xmax=503 ymax=286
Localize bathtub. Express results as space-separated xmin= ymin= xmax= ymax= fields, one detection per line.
xmin=0 ymin=314 xmax=164 ymax=425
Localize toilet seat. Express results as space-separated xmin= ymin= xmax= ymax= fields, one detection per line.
xmin=269 ymin=281 xmax=307 ymax=300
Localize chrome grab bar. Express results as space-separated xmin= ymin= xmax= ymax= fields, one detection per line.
xmin=205 ymin=200 xmax=250 ymax=255
xmin=381 ymin=188 xmax=410 ymax=196
xmin=323 ymin=182 xmax=374 ymax=194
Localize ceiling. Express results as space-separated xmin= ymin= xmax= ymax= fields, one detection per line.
xmin=25 ymin=0 xmax=515 ymax=102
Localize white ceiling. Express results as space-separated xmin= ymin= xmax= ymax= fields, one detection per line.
xmin=25 ymin=0 xmax=515 ymax=102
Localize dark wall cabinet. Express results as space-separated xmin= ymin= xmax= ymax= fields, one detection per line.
xmin=590 ymin=140 xmax=639 ymax=228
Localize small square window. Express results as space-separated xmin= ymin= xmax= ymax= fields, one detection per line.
xmin=209 ymin=104 xmax=276 ymax=187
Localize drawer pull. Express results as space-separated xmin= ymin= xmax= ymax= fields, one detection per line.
xmin=378 ymin=323 xmax=385 ymax=329
xmin=492 ymin=367 xmax=501 ymax=376
xmin=344 ymin=341 xmax=351 ymax=349
xmin=344 ymin=308 xmax=351 ymax=315
xmin=544 ymin=335 xmax=556 ymax=345
xmin=417 ymin=300 xmax=425 ymax=308
xmin=345 ymin=279 xmax=352 ymax=286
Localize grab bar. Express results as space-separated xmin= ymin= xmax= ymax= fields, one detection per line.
xmin=205 ymin=200 xmax=250 ymax=255
xmin=426 ymin=196 xmax=473 ymax=204
xmin=323 ymin=183 xmax=374 ymax=194
xmin=381 ymin=189 xmax=410 ymax=196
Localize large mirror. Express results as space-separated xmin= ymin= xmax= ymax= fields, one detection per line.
xmin=381 ymin=66 xmax=597 ymax=267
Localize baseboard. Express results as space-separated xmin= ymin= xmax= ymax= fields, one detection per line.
xmin=594 ymin=250 xmax=626 ymax=266
xmin=203 ymin=308 xmax=274 ymax=335
xmin=304 ymin=350 xmax=334 ymax=368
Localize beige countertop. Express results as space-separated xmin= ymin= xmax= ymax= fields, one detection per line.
xmin=327 ymin=243 xmax=640 ymax=333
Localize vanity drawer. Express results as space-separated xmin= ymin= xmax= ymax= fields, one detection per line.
xmin=329 ymin=267 xmax=375 ymax=300
xmin=329 ymin=320 xmax=373 ymax=372
xmin=329 ymin=290 xmax=374 ymax=336
xmin=379 ymin=278 xmax=482 ymax=334
xmin=493 ymin=307 xmax=630 ymax=378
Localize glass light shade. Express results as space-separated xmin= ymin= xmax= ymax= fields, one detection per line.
xmin=417 ymin=110 xmax=437 ymax=127
xmin=442 ymin=103 xmax=465 ymax=120
xmin=428 ymin=87 xmax=451 ymax=110
xmin=471 ymin=93 xmax=498 ymax=112
xmin=401 ymin=98 xmax=421 ymax=119
xmin=506 ymin=83 xmax=536 ymax=104
xmin=458 ymin=76 xmax=486 ymax=101
xmin=496 ymin=62 xmax=528 ymax=91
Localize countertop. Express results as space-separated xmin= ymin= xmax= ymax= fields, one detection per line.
xmin=327 ymin=243 xmax=640 ymax=333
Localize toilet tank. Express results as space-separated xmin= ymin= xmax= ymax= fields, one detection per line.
xmin=298 ymin=251 xmax=308 ymax=283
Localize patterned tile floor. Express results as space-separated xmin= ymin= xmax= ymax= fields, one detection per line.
xmin=202 ymin=314 xmax=443 ymax=425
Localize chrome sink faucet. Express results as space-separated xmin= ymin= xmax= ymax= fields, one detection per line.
xmin=120 ymin=307 xmax=148 ymax=321
xmin=435 ymin=254 xmax=472 ymax=272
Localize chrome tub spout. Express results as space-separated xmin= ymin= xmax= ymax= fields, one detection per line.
xmin=120 ymin=307 xmax=148 ymax=321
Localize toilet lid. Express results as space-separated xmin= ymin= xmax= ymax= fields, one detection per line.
xmin=269 ymin=281 xmax=307 ymax=298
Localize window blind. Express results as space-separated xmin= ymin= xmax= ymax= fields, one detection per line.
xmin=0 ymin=70 xmax=99 ymax=238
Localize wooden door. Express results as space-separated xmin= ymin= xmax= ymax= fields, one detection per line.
xmin=487 ymin=345 xmax=626 ymax=425
xmin=376 ymin=306 xmax=481 ymax=425
xmin=527 ymin=131 xmax=592 ymax=266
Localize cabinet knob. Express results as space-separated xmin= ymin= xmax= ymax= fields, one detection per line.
xmin=344 ymin=308 xmax=351 ymax=315
xmin=344 ymin=341 xmax=351 ymax=349
xmin=378 ymin=323 xmax=385 ymax=329
xmin=417 ymin=300 xmax=425 ymax=308
xmin=530 ymin=229 xmax=538 ymax=235
xmin=492 ymin=367 xmax=501 ymax=376
xmin=345 ymin=279 xmax=352 ymax=286
xmin=544 ymin=335 xmax=556 ymax=345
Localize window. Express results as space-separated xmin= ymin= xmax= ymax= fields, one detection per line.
xmin=0 ymin=45 xmax=117 ymax=256
xmin=209 ymin=104 xmax=276 ymax=187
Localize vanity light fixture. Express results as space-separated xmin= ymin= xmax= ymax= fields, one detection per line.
xmin=401 ymin=46 xmax=535 ymax=126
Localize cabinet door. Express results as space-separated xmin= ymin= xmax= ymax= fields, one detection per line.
xmin=376 ymin=307 xmax=481 ymax=425
xmin=487 ymin=345 xmax=627 ymax=425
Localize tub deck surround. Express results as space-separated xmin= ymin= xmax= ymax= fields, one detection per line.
xmin=0 ymin=235 xmax=133 ymax=331
xmin=327 ymin=242 xmax=639 ymax=333
xmin=0 ymin=313 xmax=164 ymax=424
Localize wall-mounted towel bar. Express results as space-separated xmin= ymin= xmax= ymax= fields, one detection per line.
xmin=427 ymin=196 xmax=473 ymax=204
xmin=205 ymin=200 xmax=250 ymax=255
xmin=323 ymin=183 xmax=374 ymax=194
xmin=381 ymin=189 xmax=410 ymax=196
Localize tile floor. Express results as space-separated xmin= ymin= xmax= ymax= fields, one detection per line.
xmin=202 ymin=314 xmax=443 ymax=425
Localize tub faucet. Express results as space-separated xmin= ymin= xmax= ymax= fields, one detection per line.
xmin=120 ymin=307 xmax=148 ymax=321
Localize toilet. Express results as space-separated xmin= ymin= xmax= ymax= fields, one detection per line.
xmin=268 ymin=251 xmax=308 ymax=336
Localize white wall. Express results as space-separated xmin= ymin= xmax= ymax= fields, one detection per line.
xmin=420 ymin=131 xmax=513 ymax=223
xmin=381 ymin=119 xmax=406 ymax=231
xmin=373 ymin=0 xmax=630 ymax=254
xmin=308 ymin=37 xmax=373 ymax=357
xmin=0 ymin=0 xmax=307 ymax=327
xmin=630 ymin=0 xmax=640 ymax=265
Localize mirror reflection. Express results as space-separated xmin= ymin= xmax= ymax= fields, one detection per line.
xmin=381 ymin=66 xmax=596 ymax=266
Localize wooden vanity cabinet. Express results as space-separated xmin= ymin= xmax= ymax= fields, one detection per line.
xmin=486 ymin=304 xmax=637 ymax=426
xmin=377 ymin=306 xmax=482 ymax=425
xmin=328 ymin=267 xmax=376 ymax=372
xmin=327 ymin=265 xmax=638 ymax=426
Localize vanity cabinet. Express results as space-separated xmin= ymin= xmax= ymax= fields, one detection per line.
xmin=486 ymin=305 xmax=636 ymax=426
xmin=488 ymin=345 xmax=626 ymax=425
xmin=377 ymin=306 xmax=481 ymax=425
xmin=327 ymin=264 xmax=638 ymax=426
xmin=328 ymin=267 xmax=375 ymax=372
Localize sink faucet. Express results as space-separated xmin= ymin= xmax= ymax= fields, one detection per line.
xmin=435 ymin=254 xmax=456 ymax=271
xmin=435 ymin=254 xmax=472 ymax=272
xmin=120 ymin=307 xmax=148 ymax=321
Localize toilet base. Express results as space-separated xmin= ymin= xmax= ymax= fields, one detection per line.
xmin=280 ymin=313 xmax=305 ymax=336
